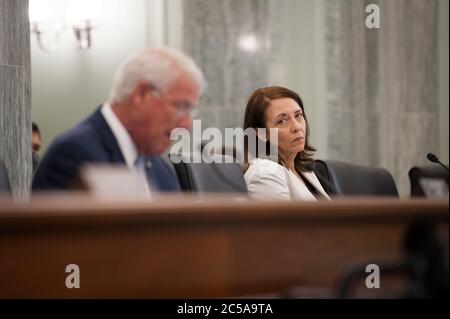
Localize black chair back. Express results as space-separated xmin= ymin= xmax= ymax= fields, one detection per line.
xmin=172 ymin=154 xmax=247 ymax=193
xmin=409 ymin=164 xmax=449 ymax=197
xmin=313 ymin=160 xmax=399 ymax=197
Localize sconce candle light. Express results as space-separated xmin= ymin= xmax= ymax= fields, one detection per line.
xmin=72 ymin=19 xmax=93 ymax=50
xmin=29 ymin=0 xmax=59 ymax=52
xmin=29 ymin=0 xmax=101 ymax=52
xmin=66 ymin=0 xmax=100 ymax=50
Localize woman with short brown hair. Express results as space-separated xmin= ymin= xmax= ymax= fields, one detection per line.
xmin=243 ymin=86 xmax=330 ymax=201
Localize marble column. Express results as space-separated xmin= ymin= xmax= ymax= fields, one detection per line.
xmin=0 ymin=0 xmax=32 ymax=200
xmin=182 ymin=0 xmax=282 ymax=131
xmin=325 ymin=0 xmax=439 ymax=196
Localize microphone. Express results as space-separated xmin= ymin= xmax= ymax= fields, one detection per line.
xmin=427 ymin=153 xmax=449 ymax=171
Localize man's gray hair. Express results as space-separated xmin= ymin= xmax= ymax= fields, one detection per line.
xmin=109 ymin=47 xmax=205 ymax=103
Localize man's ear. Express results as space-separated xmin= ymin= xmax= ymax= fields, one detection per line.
xmin=131 ymin=81 xmax=150 ymax=104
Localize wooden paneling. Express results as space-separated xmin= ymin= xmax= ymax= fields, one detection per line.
xmin=0 ymin=195 xmax=448 ymax=298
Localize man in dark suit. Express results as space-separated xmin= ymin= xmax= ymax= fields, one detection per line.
xmin=33 ymin=47 xmax=204 ymax=192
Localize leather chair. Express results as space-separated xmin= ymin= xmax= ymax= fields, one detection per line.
xmin=313 ymin=160 xmax=399 ymax=197
xmin=172 ymin=153 xmax=247 ymax=193
xmin=409 ymin=164 xmax=449 ymax=197
xmin=0 ymin=158 xmax=11 ymax=193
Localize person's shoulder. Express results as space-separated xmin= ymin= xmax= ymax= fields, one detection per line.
xmin=244 ymin=158 xmax=291 ymax=200
xmin=50 ymin=111 xmax=103 ymax=153
xmin=244 ymin=158 xmax=289 ymax=185
xmin=32 ymin=108 xmax=110 ymax=191
xmin=245 ymin=158 xmax=286 ymax=176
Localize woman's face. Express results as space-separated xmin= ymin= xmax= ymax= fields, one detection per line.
xmin=265 ymin=97 xmax=307 ymax=161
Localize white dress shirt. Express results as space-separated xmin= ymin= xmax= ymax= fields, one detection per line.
xmin=244 ymin=158 xmax=330 ymax=201
xmin=101 ymin=103 xmax=138 ymax=168
xmin=101 ymin=103 xmax=151 ymax=194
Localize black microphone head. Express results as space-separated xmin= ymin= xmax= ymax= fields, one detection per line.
xmin=427 ymin=153 xmax=439 ymax=163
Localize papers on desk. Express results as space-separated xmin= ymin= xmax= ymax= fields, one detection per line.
xmin=80 ymin=164 xmax=151 ymax=199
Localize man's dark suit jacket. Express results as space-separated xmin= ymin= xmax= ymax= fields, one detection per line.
xmin=32 ymin=107 xmax=181 ymax=192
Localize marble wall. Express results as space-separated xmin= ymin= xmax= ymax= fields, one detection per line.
xmin=182 ymin=0 xmax=282 ymax=131
xmin=325 ymin=0 xmax=439 ymax=196
xmin=0 ymin=0 xmax=32 ymax=199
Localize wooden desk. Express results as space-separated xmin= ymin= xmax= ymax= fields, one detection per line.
xmin=0 ymin=195 xmax=448 ymax=298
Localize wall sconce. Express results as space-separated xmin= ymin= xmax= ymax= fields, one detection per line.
xmin=71 ymin=19 xmax=93 ymax=50
xmin=29 ymin=0 xmax=101 ymax=52
xmin=66 ymin=0 xmax=100 ymax=50
xmin=29 ymin=0 xmax=59 ymax=52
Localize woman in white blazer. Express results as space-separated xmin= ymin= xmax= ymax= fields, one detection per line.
xmin=243 ymin=86 xmax=330 ymax=201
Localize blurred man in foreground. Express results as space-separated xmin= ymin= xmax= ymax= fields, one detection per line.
xmin=32 ymin=47 xmax=204 ymax=192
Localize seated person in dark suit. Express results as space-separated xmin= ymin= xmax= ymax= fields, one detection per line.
xmin=32 ymin=122 xmax=42 ymax=174
xmin=33 ymin=47 xmax=205 ymax=192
